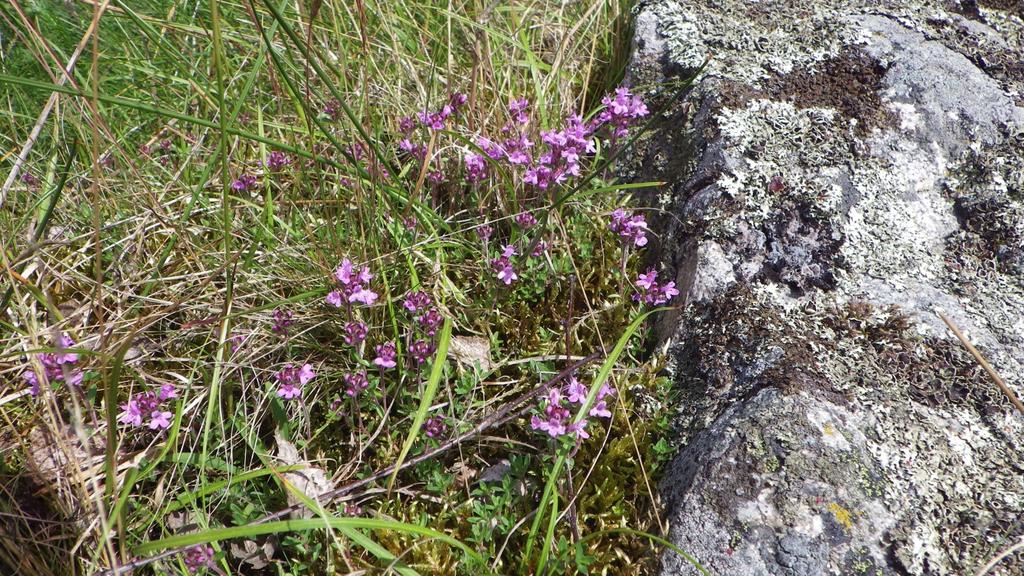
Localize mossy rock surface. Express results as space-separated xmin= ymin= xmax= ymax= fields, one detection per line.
xmin=627 ymin=0 xmax=1024 ymax=574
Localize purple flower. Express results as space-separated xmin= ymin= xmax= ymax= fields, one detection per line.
xmin=589 ymin=383 xmax=615 ymax=418
xmin=24 ymin=371 xmax=40 ymax=396
xmin=403 ymin=291 xmax=432 ymax=313
xmin=148 ymin=411 xmax=173 ymax=430
xmin=265 ymin=151 xmax=291 ymax=170
xmin=464 ymin=152 xmax=487 ymax=182
xmin=530 ymin=388 xmax=571 ymax=438
xmin=491 ymin=244 xmax=519 ymax=285
xmin=158 ymin=384 xmax=178 ymax=401
xmin=182 ymin=544 xmax=215 ymax=574
xmin=373 ymin=342 xmax=398 ymax=369
xmin=272 ymin=309 xmax=294 ymax=335
xmin=323 ymin=99 xmax=342 ymax=120
xmin=231 ymin=174 xmax=257 ymax=191
xmin=343 ymin=322 xmax=368 ymax=345
xmin=424 ymin=416 xmax=447 ymax=439
xmin=331 ymin=259 xmax=377 ymax=306
xmin=55 ymin=334 xmax=78 ymax=364
xmin=610 ymin=208 xmax=649 ymax=248
xmin=565 ymin=376 xmax=587 ymax=403
xmin=636 ymin=269 xmax=658 ymax=290
xmin=508 ymin=98 xmax=530 ymax=125
xmin=277 ymin=382 xmax=301 ymax=399
xmin=21 ymin=172 xmax=40 ymax=187
xmin=633 ymin=269 xmax=680 ymax=306
xmin=349 ymin=286 xmax=379 ymax=306
xmin=515 ymin=212 xmax=537 ymax=230
xmin=477 ymin=225 xmax=494 ymax=241
xmin=276 ymin=363 xmax=315 ymax=400
xmin=119 ymin=386 xmax=178 ymax=431
xmin=410 ymin=339 xmax=435 ymax=366
xmin=399 ymin=116 xmax=416 ymax=133
xmin=595 ymin=86 xmax=649 ymax=138
xmin=344 ymin=371 xmax=370 ymax=397
xmin=119 ymin=400 xmax=144 ymax=426
xmin=531 ymin=241 xmax=548 ymax=258
xmin=326 ymin=290 xmax=344 ymax=307
xmin=418 ymin=308 xmax=443 ymax=336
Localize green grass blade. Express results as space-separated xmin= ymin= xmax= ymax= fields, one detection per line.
xmin=387 ymin=317 xmax=452 ymax=493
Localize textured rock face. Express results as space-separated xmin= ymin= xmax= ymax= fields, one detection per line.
xmin=627 ymin=1 xmax=1024 ymax=574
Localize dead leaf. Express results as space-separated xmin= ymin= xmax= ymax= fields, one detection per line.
xmin=274 ymin=430 xmax=333 ymax=519
xmin=448 ymin=335 xmax=492 ymax=372
xmin=229 ymin=536 xmax=277 ymax=569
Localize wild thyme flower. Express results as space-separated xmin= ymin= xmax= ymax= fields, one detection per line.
xmin=515 ymin=212 xmax=537 ymax=230
xmin=633 ymin=269 xmax=680 ymax=306
xmin=271 ymin=309 xmax=294 ymax=335
xmin=418 ymin=308 xmax=443 ymax=336
xmin=119 ymin=384 xmax=178 ymax=430
xmin=21 ymin=172 xmax=39 ymax=187
xmin=596 ymin=86 xmax=649 ymax=138
xmin=323 ymin=99 xmax=342 ymax=121
xmin=477 ymin=225 xmax=494 ymax=241
xmin=182 ymin=544 xmax=215 ymax=574
xmin=491 ymin=245 xmax=518 ymax=285
xmin=373 ymin=342 xmax=397 ymax=369
xmin=410 ymin=339 xmax=435 ymax=365
xmin=609 ymin=208 xmax=649 ymax=248
xmin=530 ymin=387 xmax=590 ymax=440
xmin=265 ymin=151 xmax=291 ymax=171
xmin=343 ymin=322 xmax=368 ymax=345
xmin=403 ymin=291 xmax=432 ymax=313
xmin=23 ymin=334 xmax=84 ymax=396
xmin=531 ymin=241 xmax=548 ymax=258
xmin=508 ymin=97 xmax=530 ymax=125
xmin=424 ymin=416 xmax=447 ymax=438
xmin=276 ymin=363 xmax=315 ymax=400
xmin=343 ymin=371 xmax=370 ymax=397
xmin=328 ymin=258 xmax=379 ymax=307
xmin=231 ymin=174 xmax=257 ymax=192
xmin=464 ymin=152 xmax=487 ymax=182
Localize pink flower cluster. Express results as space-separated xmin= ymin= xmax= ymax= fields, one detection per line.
xmin=530 ymin=374 xmax=615 ymax=440
xmin=634 ymin=269 xmax=680 ymax=306
xmin=276 ymin=363 xmax=315 ymax=400
xmin=265 ymin=150 xmax=291 ymax=171
xmin=415 ymin=92 xmax=468 ymax=131
xmin=491 ymin=245 xmax=518 ymax=285
xmin=460 ymin=87 xmax=648 ymax=190
xmin=373 ymin=342 xmax=397 ymax=368
xmin=327 ymin=259 xmax=379 ymax=307
xmin=344 ymin=321 xmax=368 ymax=345
xmin=403 ymin=290 xmax=442 ymax=335
xmin=597 ymin=87 xmax=650 ymax=138
xmin=23 ymin=334 xmax=83 ymax=396
xmin=182 ymin=544 xmax=215 ymax=573
xmin=343 ymin=370 xmax=370 ymax=397
xmin=119 ymin=384 xmax=178 ymax=430
xmin=424 ymin=415 xmax=447 ymax=439
xmin=410 ymin=339 xmax=436 ymax=366
xmin=609 ymin=208 xmax=648 ymax=248
xmin=231 ymin=173 xmax=257 ymax=191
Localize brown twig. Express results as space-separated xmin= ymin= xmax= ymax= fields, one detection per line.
xmin=938 ymin=311 xmax=1024 ymax=416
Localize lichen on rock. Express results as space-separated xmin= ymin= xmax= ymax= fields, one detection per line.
xmin=629 ymin=0 xmax=1024 ymax=574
